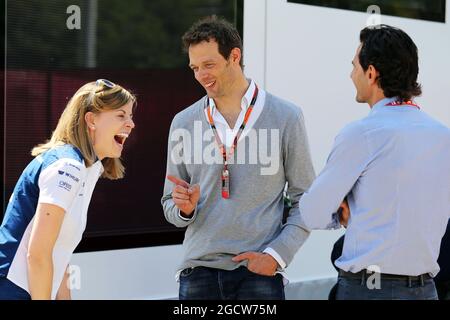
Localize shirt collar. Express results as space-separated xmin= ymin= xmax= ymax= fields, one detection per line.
xmin=94 ymin=159 xmax=104 ymax=176
xmin=208 ymin=79 xmax=256 ymax=116
xmin=370 ymin=96 xmax=398 ymax=112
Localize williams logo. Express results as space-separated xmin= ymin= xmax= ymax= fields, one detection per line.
xmin=65 ymin=172 xmax=80 ymax=183
xmin=57 ymin=170 xmax=79 ymax=182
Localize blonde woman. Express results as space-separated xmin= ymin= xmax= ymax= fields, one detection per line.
xmin=0 ymin=79 xmax=136 ymax=300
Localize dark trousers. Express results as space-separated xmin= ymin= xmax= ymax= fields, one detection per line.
xmin=336 ymin=273 xmax=438 ymax=300
xmin=179 ymin=266 xmax=285 ymax=300
xmin=436 ymin=218 xmax=450 ymax=299
xmin=0 ymin=277 xmax=31 ymax=300
xmin=328 ymin=236 xmax=442 ymax=300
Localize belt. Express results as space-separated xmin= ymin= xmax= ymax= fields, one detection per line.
xmin=339 ymin=269 xmax=432 ymax=287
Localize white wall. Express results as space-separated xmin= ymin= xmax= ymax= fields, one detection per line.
xmin=245 ymin=0 xmax=450 ymax=167
xmin=71 ymin=0 xmax=450 ymax=299
xmin=71 ymin=245 xmax=184 ymax=299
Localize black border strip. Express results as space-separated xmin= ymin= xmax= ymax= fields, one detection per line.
xmin=287 ymin=0 xmax=446 ymax=23
xmin=75 ymin=230 xmax=186 ymax=252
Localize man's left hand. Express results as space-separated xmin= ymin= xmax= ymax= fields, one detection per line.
xmin=232 ymin=252 xmax=278 ymax=276
xmin=339 ymin=198 xmax=350 ymax=227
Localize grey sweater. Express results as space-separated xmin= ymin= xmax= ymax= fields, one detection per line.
xmin=161 ymin=92 xmax=315 ymax=272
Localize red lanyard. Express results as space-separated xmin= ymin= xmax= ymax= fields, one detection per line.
xmin=205 ymin=85 xmax=259 ymax=199
xmin=385 ymin=100 xmax=420 ymax=109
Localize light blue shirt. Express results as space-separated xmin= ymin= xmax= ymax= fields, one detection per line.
xmin=299 ymin=97 xmax=450 ymax=277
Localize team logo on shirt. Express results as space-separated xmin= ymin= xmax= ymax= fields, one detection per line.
xmin=65 ymin=162 xmax=82 ymax=171
xmin=57 ymin=170 xmax=80 ymax=182
xmin=59 ymin=180 xmax=72 ymax=191
xmin=65 ymin=172 xmax=80 ymax=183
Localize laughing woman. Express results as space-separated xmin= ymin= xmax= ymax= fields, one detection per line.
xmin=0 ymin=79 xmax=136 ymax=300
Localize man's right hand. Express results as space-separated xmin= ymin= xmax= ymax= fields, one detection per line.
xmin=167 ymin=175 xmax=200 ymax=217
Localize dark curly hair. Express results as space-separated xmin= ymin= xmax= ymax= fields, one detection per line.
xmin=182 ymin=15 xmax=244 ymax=68
xmin=359 ymin=25 xmax=422 ymax=101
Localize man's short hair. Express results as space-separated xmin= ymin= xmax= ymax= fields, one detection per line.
xmin=359 ymin=24 xmax=422 ymax=101
xmin=182 ymin=15 xmax=244 ymax=68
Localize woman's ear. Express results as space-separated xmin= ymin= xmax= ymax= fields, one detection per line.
xmin=85 ymin=111 xmax=96 ymax=130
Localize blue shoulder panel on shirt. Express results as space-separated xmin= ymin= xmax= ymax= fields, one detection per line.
xmin=0 ymin=144 xmax=84 ymax=277
xmin=40 ymin=145 xmax=84 ymax=171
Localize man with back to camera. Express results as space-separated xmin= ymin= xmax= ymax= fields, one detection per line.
xmin=298 ymin=24 xmax=450 ymax=300
xmin=161 ymin=16 xmax=316 ymax=300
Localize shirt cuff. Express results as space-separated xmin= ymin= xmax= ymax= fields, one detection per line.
xmin=177 ymin=208 xmax=195 ymax=221
xmin=263 ymin=247 xmax=287 ymax=270
xmin=326 ymin=212 xmax=342 ymax=230
xmin=178 ymin=209 xmax=192 ymax=221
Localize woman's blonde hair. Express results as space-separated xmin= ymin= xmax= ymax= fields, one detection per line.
xmin=31 ymin=80 xmax=136 ymax=180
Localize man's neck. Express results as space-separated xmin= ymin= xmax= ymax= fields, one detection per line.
xmin=368 ymin=90 xmax=386 ymax=108
xmin=214 ymin=75 xmax=249 ymax=114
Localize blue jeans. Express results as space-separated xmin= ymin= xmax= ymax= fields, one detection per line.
xmin=336 ymin=275 xmax=439 ymax=300
xmin=0 ymin=277 xmax=31 ymax=300
xmin=179 ymin=266 xmax=285 ymax=300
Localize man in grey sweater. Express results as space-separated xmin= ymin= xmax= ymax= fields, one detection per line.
xmin=161 ymin=16 xmax=315 ymax=300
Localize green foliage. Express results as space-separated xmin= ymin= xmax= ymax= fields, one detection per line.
xmin=6 ymin=0 xmax=240 ymax=70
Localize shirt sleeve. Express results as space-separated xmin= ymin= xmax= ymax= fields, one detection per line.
xmin=38 ymin=158 xmax=86 ymax=212
xmin=298 ymin=122 xmax=370 ymax=230
xmin=263 ymin=247 xmax=287 ymax=270
xmin=267 ymin=109 xmax=316 ymax=267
